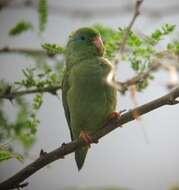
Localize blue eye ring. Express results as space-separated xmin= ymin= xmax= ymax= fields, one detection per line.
xmin=72 ymin=35 xmax=87 ymax=43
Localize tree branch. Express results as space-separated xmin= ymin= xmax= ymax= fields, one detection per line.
xmin=0 ymin=86 xmax=179 ymax=190
xmin=0 ymin=85 xmax=61 ymax=100
xmin=0 ymin=46 xmax=56 ymax=57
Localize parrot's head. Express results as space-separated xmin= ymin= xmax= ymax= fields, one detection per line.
xmin=65 ymin=27 xmax=105 ymax=64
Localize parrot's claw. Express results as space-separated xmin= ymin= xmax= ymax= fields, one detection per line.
xmin=40 ymin=149 xmax=47 ymax=157
xmin=103 ymin=110 xmax=126 ymax=128
xmin=110 ymin=111 xmax=124 ymax=119
xmin=79 ymin=130 xmax=93 ymax=147
xmin=110 ymin=112 xmax=121 ymax=119
xmin=107 ymin=111 xmax=121 ymax=122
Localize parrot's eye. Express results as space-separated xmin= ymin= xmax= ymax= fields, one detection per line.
xmin=74 ymin=35 xmax=87 ymax=43
xmin=80 ymin=36 xmax=85 ymax=41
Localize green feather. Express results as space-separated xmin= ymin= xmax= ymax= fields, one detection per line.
xmin=75 ymin=146 xmax=88 ymax=170
xmin=62 ymin=70 xmax=73 ymax=140
xmin=62 ymin=27 xmax=117 ymax=170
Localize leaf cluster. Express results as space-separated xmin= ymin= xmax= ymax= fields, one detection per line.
xmin=94 ymin=24 xmax=177 ymax=91
xmin=38 ymin=0 xmax=48 ymax=32
xmin=42 ymin=43 xmax=65 ymax=55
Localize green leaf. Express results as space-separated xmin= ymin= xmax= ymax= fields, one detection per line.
xmin=136 ymin=79 xmax=149 ymax=91
xmin=151 ymin=29 xmax=162 ymax=41
xmin=9 ymin=21 xmax=33 ymax=36
xmin=0 ymin=150 xmax=12 ymax=161
xmin=0 ymin=150 xmax=23 ymax=162
xmin=33 ymin=94 xmax=43 ymax=110
xmin=16 ymin=67 xmax=36 ymax=88
xmin=131 ymin=59 xmax=140 ymax=71
xmin=17 ymin=134 xmax=36 ymax=149
xmin=38 ymin=0 xmax=48 ymax=32
xmin=128 ymin=31 xmax=142 ymax=47
xmin=15 ymin=153 xmax=24 ymax=162
xmin=0 ymin=150 xmax=13 ymax=162
xmin=167 ymin=41 xmax=179 ymax=54
xmin=150 ymin=24 xmax=176 ymax=45
xmin=162 ymin=24 xmax=176 ymax=34
xmin=41 ymin=43 xmax=65 ymax=55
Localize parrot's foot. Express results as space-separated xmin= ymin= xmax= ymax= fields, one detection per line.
xmin=110 ymin=110 xmax=126 ymax=120
xmin=79 ymin=130 xmax=93 ymax=147
xmin=110 ymin=112 xmax=121 ymax=119
xmin=103 ymin=110 xmax=126 ymax=128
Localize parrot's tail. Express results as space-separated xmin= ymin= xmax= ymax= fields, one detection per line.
xmin=75 ymin=146 xmax=88 ymax=170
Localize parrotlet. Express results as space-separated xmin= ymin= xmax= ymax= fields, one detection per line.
xmin=62 ymin=27 xmax=117 ymax=170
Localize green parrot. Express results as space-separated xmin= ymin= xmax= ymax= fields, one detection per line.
xmin=62 ymin=27 xmax=117 ymax=170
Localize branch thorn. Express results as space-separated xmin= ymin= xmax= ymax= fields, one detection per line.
xmin=40 ymin=149 xmax=47 ymax=156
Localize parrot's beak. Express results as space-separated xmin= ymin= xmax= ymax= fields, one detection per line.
xmin=93 ymin=35 xmax=104 ymax=55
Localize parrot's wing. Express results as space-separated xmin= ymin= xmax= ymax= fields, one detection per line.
xmin=62 ymin=71 xmax=74 ymax=140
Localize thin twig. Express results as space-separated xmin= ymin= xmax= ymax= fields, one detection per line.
xmin=0 ymin=86 xmax=179 ymax=189
xmin=119 ymin=0 xmax=144 ymax=54
xmin=119 ymin=62 xmax=161 ymax=93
